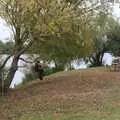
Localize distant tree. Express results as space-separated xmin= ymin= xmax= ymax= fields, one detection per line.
xmin=0 ymin=41 xmax=14 ymax=54
xmin=5 ymin=41 xmax=14 ymax=54
xmin=0 ymin=41 xmax=4 ymax=54
xmin=86 ymin=36 xmax=108 ymax=67
xmin=85 ymin=13 xmax=112 ymax=67
xmin=107 ymin=19 xmax=120 ymax=56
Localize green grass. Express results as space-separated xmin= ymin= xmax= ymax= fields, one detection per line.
xmin=18 ymin=84 xmax=120 ymax=120
xmin=19 ymin=96 xmax=120 ymax=120
xmin=19 ymin=111 xmax=120 ymax=120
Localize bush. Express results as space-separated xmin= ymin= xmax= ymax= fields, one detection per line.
xmin=21 ymin=65 xmax=58 ymax=85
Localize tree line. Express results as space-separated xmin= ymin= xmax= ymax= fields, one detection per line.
xmin=0 ymin=41 xmax=13 ymax=54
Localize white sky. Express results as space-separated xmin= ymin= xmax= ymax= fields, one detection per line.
xmin=0 ymin=18 xmax=12 ymax=42
xmin=112 ymin=3 xmax=120 ymax=19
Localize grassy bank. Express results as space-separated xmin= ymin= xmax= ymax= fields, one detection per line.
xmin=0 ymin=68 xmax=120 ymax=120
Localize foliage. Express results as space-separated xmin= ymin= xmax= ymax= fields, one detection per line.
xmin=107 ymin=19 xmax=120 ymax=56
xmin=21 ymin=64 xmax=60 ymax=85
xmin=0 ymin=0 xmax=112 ymax=92
xmin=0 ymin=0 xmax=77 ymax=90
xmin=0 ymin=41 xmax=14 ymax=54
xmin=30 ymin=3 xmax=110 ymax=70
xmin=85 ymin=14 xmax=113 ymax=67
xmin=22 ymin=68 xmax=37 ymax=85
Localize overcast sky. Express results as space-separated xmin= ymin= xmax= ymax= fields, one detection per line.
xmin=0 ymin=18 xmax=12 ymax=42
xmin=112 ymin=3 xmax=120 ymax=18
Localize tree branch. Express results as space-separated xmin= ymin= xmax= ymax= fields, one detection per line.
xmin=32 ymin=32 xmax=54 ymax=39
xmin=74 ymin=0 xmax=84 ymax=8
xmin=19 ymin=58 xmax=34 ymax=64
xmin=0 ymin=55 xmax=11 ymax=70
xmin=88 ymin=56 xmax=94 ymax=65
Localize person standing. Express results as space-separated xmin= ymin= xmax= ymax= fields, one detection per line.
xmin=38 ymin=62 xmax=44 ymax=80
xmin=35 ymin=61 xmax=44 ymax=80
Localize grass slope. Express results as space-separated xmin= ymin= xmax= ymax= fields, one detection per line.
xmin=0 ymin=68 xmax=120 ymax=120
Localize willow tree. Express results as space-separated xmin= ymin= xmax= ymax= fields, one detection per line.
xmin=29 ymin=0 xmax=110 ymax=70
xmin=0 ymin=0 xmax=111 ymax=94
xmin=0 ymin=0 xmax=75 ymax=93
xmin=30 ymin=20 xmax=96 ymax=71
xmin=70 ymin=0 xmax=112 ymax=67
xmin=84 ymin=13 xmax=111 ymax=67
xmin=107 ymin=18 xmax=120 ymax=56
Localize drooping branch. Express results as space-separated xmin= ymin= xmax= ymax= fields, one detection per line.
xmin=73 ymin=0 xmax=84 ymax=8
xmin=0 ymin=0 xmax=7 ymax=7
xmin=19 ymin=56 xmax=41 ymax=64
xmin=0 ymin=55 xmax=11 ymax=70
xmin=32 ymin=32 xmax=54 ymax=39
xmin=19 ymin=58 xmax=34 ymax=64
xmin=88 ymin=56 xmax=94 ymax=65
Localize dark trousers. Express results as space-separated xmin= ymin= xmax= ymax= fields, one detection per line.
xmin=38 ymin=70 xmax=44 ymax=80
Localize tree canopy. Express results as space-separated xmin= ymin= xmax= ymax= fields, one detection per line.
xmin=0 ymin=0 xmax=112 ymax=93
xmin=107 ymin=19 xmax=120 ymax=56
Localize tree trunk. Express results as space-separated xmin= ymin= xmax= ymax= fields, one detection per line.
xmin=0 ymin=55 xmax=12 ymax=95
xmin=4 ymin=54 xmax=20 ymax=92
xmin=89 ymin=50 xmax=105 ymax=67
xmin=0 ymin=71 xmax=3 ymax=95
xmin=54 ymin=61 xmax=64 ymax=72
